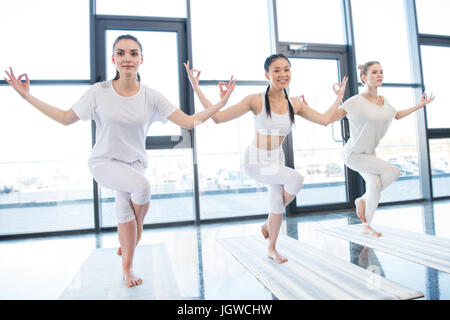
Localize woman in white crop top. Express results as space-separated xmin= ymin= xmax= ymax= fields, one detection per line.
xmin=330 ymin=61 xmax=435 ymax=237
xmin=4 ymin=34 xmax=236 ymax=287
xmin=185 ymin=54 xmax=347 ymax=264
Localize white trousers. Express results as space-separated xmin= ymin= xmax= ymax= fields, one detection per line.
xmin=89 ymin=159 xmax=151 ymax=224
xmin=345 ymin=153 xmax=400 ymax=225
xmin=243 ymin=144 xmax=304 ymax=214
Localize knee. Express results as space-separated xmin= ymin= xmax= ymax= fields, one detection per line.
xmin=391 ymin=165 xmax=401 ymax=180
xmin=132 ymin=178 xmax=151 ymax=204
xmin=286 ymin=172 xmax=304 ymax=195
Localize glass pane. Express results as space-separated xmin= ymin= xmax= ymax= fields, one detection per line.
xmin=429 ymin=139 xmax=450 ymax=198
xmin=0 ymin=86 xmax=94 ymax=235
xmin=351 ymin=0 xmax=413 ymax=83
xmin=289 ymin=58 xmax=347 ymax=206
xmin=0 ymin=0 xmax=89 ymax=80
xmin=106 ymin=30 xmax=181 ymax=136
xmin=416 ymin=0 xmax=450 ymax=36
xmin=190 ymin=0 xmax=271 ymax=80
xmin=276 ymin=0 xmax=346 ymax=44
xmin=96 ymin=0 xmax=186 ymax=17
xmin=196 ymin=85 xmax=269 ymax=219
xmin=356 ymin=87 xmax=422 ymax=202
xmin=101 ymin=149 xmax=194 ymax=227
xmin=420 ymin=45 xmax=450 ymax=128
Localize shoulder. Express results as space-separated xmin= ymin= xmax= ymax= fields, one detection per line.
xmin=343 ymin=94 xmax=362 ymax=105
xmin=140 ymin=85 xmax=165 ymax=100
xmin=93 ymin=80 xmax=111 ymax=90
xmin=342 ymin=94 xmax=362 ymax=112
xmin=246 ymin=93 xmax=264 ymax=113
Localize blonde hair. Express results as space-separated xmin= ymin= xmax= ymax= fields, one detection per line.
xmin=358 ymin=61 xmax=381 ymax=84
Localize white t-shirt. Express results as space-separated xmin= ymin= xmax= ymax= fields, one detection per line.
xmin=72 ymin=80 xmax=178 ymax=167
xmin=341 ymin=94 xmax=397 ymax=162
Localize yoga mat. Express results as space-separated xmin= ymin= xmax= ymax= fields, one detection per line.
xmin=318 ymin=224 xmax=450 ymax=274
xmin=60 ymin=243 xmax=181 ymax=300
xmin=220 ymin=235 xmax=423 ymax=300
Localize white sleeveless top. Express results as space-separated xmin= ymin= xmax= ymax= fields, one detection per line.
xmin=254 ymin=93 xmax=293 ymax=137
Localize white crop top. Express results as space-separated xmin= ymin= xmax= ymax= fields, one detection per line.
xmin=254 ymin=93 xmax=293 ymax=137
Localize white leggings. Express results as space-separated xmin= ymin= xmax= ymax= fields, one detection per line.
xmin=89 ymin=159 xmax=151 ymax=224
xmin=345 ymin=153 xmax=400 ymax=225
xmin=243 ymin=144 xmax=304 ymax=214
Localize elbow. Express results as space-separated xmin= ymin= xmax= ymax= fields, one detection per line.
xmin=322 ymin=117 xmax=332 ymax=127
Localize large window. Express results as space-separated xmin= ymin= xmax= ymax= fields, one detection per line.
xmin=96 ymin=0 xmax=186 ymax=17
xmin=416 ymin=0 xmax=450 ymax=36
xmin=420 ymin=46 xmax=450 ymax=129
xmin=0 ymin=0 xmax=90 ymax=80
xmin=190 ymin=0 xmax=271 ymax=81
xmin=429 ymin=139 xmax=450 ymax=198
xmin=351 ymin=0 xmax=413 ymax=83
xmin=0 ymin=86 xmax=94 ymax=235
xmin=276 ymin=0 xmax=346 ymax=44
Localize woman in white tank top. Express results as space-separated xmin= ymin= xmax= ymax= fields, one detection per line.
xmin=185 ymin=55 xmax=347 ymax=264
xmin=4 ymin=34 xmax=236 ymax=287
xmin=330 ymin=61 xmax=435 ymax=237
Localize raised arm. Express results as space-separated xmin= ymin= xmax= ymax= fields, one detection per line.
xmin=167 ymin=62 xmax=237 ymax=130
xmin=395 ymin=92 xmax=435 ymax=120
xmin=183 ymin=61 xmax=255 ymax=124
xmin=4 ymin=67 xmax=79 ymax=126
xmin=295 ymin=76 xmax=348 ymax=126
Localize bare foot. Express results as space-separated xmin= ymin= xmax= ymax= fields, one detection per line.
xmin=261 ymin=223 xmax=269 ymax=239
xmin=361 ymin=225 xmax=382 ymax=238
xmin=123 ymin=270 xmax=143 ymax=287
xmin=355 ymin=198 xmax=367 ymax=223
xmin=267 ymin=249 xmax=288 ymax=264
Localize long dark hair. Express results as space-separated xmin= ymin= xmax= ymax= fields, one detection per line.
xmin=112 ymin=34 xmax=143 ymax=82
xmin=263 ymin=53 xmax=295 ymax=124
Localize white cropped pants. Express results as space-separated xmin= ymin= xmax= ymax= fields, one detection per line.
xmin=89 ymin=159 xmax=151 ymax=224
xmin=345 ymin=153 xmax=400 ymax=225
xmin=243 ymin=144 xmax=304 ymax=214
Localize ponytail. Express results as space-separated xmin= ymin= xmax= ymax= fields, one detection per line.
xmin=265 ymin=85 xmax=295 ymax=124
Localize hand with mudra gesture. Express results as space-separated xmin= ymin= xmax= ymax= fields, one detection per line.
xmin=4 ymin=67 xmax=31 ymax=99
xmin=333 ymin=76 xmax=349 ymax=103
xmin=184 ymin=61 xmax=236 ymax=107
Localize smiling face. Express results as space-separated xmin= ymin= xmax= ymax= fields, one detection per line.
xmin=265 ymin=57 xmax=291 ymax=90
xmin=112 ymin=39 xmax=143 ymax=79
xmin=362 ymin=63 xmax=384 ymax=88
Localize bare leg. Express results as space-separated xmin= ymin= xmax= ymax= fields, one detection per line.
xmin=261 ymin=189 xmax=296 ymax=240
xmin=133 ymin=201 xmax=150 ymax=246
xmin=117 ymin=219 xmax=143 ymax=287
xmin=261 ymin=189 xmax=295 ymax=239
xmin=355 ymin=197 xmax=366 ymax=223
xmin=117 ymin=200 xmax=150 ymax=256
xmin=266 ymin=213 xmax=288 ymax=264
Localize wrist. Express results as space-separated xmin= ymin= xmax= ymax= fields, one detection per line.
xmin=22 ymin=92 xmax=32 ymax=100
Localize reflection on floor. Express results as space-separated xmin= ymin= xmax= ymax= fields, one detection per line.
xmin=0 ymin=199 xmax=449 ymax=300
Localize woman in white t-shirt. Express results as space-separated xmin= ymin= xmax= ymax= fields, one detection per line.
xmin=331 ymin=61 xmax=435 ymax=237
xmin=4 ymin=34 xmax=236 ymax=287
